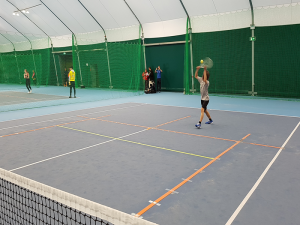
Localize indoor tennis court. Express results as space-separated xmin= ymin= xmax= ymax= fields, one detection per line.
xmin=1 ymin=101 xmax=299 ymax=225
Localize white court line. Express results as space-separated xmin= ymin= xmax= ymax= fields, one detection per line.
xmin=0 ymin=104 xmax=145 ymax=131
xmin=0 ymin=102 xmax=144 ymax=123
xmin=225 ymin=121 xmax=300 ymax=225
xmin=141 ymin=103 xmax=300 ymax=118
xmin=10 ymin=128 xmax=148 ymax=172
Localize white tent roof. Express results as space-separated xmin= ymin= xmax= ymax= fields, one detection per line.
xmin=0 ymin=0 xmax=300 ymax=47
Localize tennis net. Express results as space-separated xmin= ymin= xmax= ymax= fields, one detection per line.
xmin=0 ymin=168 xmax=157 ymax=225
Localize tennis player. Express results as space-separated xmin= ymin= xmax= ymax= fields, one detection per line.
xmin=24 ymin=69 xmax=32 ymax=93
xmin=68 ymin=67 xmax=76 ymax=98
xmin=194 ymin=66 xmax=213 ymax=128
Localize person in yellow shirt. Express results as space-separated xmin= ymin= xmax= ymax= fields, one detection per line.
xmin=68 ymin=66 xmax=76 ymax=98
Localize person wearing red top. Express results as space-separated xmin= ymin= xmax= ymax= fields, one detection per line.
xmin=142 ymin=69 xmax=149 ymax=90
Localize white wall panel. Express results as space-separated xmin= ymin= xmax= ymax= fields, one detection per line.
xmin=143 ymin=18 xmax=186 ymax=38
xmin=255 ymin=3 xmax=300 ymax=26
xmin=192 ymin=9 xmax=251 ymax=33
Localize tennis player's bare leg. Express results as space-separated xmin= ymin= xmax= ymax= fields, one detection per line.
xmin=199 ymin=108 xmax=205 ymax=122
xmin=205 ymin=110 xmax=212 ymax=120
xmin=199 ymin=108 xmax=212 ymax=122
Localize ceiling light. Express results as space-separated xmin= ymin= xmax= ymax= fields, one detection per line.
xmin=13 ymin=12 xmax=15 ymax=15
xmin=16 ymin=13 xmax=19 ymax=16
xmin=26 ymin=11 xmax=29 ymax=13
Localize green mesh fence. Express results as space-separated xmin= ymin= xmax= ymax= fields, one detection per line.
xmin=255 ymin=25 xmax=300 ymax=98
xmin=190 ymin=28 xmax=252 ymax=96
xmin=185 ymin=24 xmax=300 ymax=99
xmin=0 ymin=29 xmax=144 ymax=112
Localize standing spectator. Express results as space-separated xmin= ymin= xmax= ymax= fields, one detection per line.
xmin=148 ymin=67 xmax=154 ymax=82
xmin=155 ymin=66 xmax=163 ymax=93
xmin=142 ymin=69 xmax=149 ymax=90
xmin=68 ymin=66 xmax=76 ymax=98
xmin=64 ymin=68 xmax=68 ymax=87
xmin=24 ymin=69 xmax=32 ymax=93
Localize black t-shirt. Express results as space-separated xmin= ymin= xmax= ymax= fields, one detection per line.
xmin=148 ymin=70 xmax=154 ymax=81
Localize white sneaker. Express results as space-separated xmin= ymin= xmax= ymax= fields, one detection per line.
xmin=28 ymin=91 xmax=30 ymax=93
xmin=30 ymin=90 xmax=32 ymax=93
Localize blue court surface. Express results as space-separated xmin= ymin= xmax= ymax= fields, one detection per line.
xmin=0 ymin=95 xmax=299 ymax=225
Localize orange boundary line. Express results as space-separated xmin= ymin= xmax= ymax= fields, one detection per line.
xmin=0 ymin=115 xmax=110 ymax=138
xmin=154 ymin=116 xmax=191 ymax=128
xmin=135 ymin=133 xmax=251 ymax=218
xmin=80 ymin=115 xmax=280 ymax=149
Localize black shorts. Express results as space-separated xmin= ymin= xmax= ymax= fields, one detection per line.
xmin=201 ymin=100 xmax=209 ymax=111
xmin=70 ymin=81 xmax=75 ymax=87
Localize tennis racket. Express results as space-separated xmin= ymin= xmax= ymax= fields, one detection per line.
xmin=200 ymin=57 xmax=213 ymax=69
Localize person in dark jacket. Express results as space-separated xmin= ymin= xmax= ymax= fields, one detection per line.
xmin=148 ymin=67 xmax=154 ymax=82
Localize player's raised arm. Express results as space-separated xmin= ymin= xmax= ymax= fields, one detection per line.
xmin=203 ymin=66 xmax=208 ymax=83
xmin=194 ymin=66 xmax=201 ymax=79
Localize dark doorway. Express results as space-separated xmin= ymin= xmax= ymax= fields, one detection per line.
xmin=58 ymin=55 xmax=73 ymax=86
xmin=146 ymin=43 xmax=184 ymax=92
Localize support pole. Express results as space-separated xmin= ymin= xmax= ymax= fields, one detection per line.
xmin=189 ymin=27 xmax=195 ymax=93
xmin=7 ymin=0 xmax=59 ymax=86
xmin=77 ymin=0 xmax=112 ymax=88
xmin=40 ymin=0 xmax=83 ymax=86
xmin=248 ymin=0 xmax=257 ymax=96
xmin=179 ymin=0 xmax=195 ymax=93
xmin=0 ymin=32 xmax=20 ymax=83
xmin=123 ymin=0 xmax=146 ymax=71
xmin=0 ymin=17 xmax=35 ymax=84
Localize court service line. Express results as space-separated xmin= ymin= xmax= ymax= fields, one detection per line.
xmin=0 ymin=104 xmax=145 ymax=131
xmin=135 ymin=133 xmax=251 ymax=218
xmin=225 ymin=121 xmax=300 ymax=225
xmin=142 ymin=103 xmax=300 ymax=118
xmin=10 ymin=129 xmax=148 ymax=172
xmin=0 ymin=103 xmax=145 ymax=124
xmin=57 ymin=126 xmax=215 ymax=160
xmin=0 ymin=115 xmax=110 ymax=138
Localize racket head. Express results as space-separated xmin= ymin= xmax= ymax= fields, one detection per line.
xmin=200 ymin=57 xmax=213 ymax=69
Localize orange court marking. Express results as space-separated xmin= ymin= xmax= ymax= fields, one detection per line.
xmin=154 ymin=116 xmax=191 ymax=128
xmin=78 ymin=115 xmax=149 ymax=129
xmin=135 ymin=133 xmax=251 ymax=218
xmin=79 ymin=115 xmax=281 ymax=149
xmin=0 ymin=115 xmax=110 ymax=138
